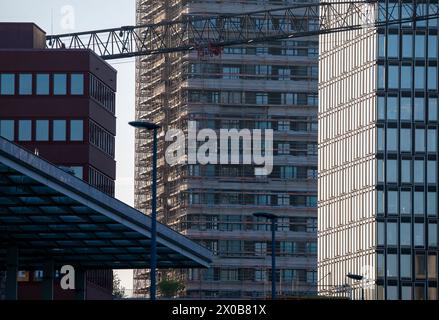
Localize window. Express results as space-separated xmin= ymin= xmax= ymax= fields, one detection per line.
xmin=277 ymin=194 xmax=290 ymax=206
xmin=377 ymin=159 xmax=384 ymax=182
xmin=400 ymin=191 xmax=411 ymax=214
xmin=402 ymin=286 xmax=412 ymax=300
xmin=415 ymin=254 xmax=426 ymax=279
xmin=36 ymin=120 xmax=49 ymax=141
xmin=401 ymin=65 xmax=411 ymax=89
xmin=387 ymin=160 xmax=398 ymax=183
xmin=428 ymin=66 xmax=437 ymax=91
xmin=387 ymin=222 xmax=397 ymax=245
xmin=428 ymin=255 xmax=437 ymax=280
xmin=278 ymin=121 xmax=290 ymax=131
xmin=70 ymin=120 xmax=84 ymax=141
xmin=415 ymin=129 xmax=425 ymax=152
xmin=429 ymin=98 xmax=438 ymax=121
xmin=414 ymin=160 xmax=424 ymax=183
xmin=387 ymin=128 xmax=397 ymax=151
xmin=401 ymin=223 xmax=411 ymax=246
xmin=19 ymin=74 xmax=32 ymax=95
xmin=428 ymin=35 xmax=437 ymax=58
xmin=427 ymin=161 xmax=436 ymax=184
xmin=387 ymin=97 xmax=398 ymax=120
xmin=428 ymin=129 xmax=437 ymax=152
xmin=414 ymin=98 xmax=425 ymax=121
xmin=400 ymin=97 xmax=412 ymax=121
xmin=53 ymin=120 xmax=66 ymax=141
xmin=377 ymin=128 xmax=385 ymax=151
xmin=0 ymin=74 xmax=15 ymax=95
xmin=429 ymin=223 xmax=437 ymax=247
xmin=378 ymin=96 xmax=385 ymax=120
xmin=401 ymin=160 xmax=411 ymax=183
xmin=377 ymin=191 xmax=385 ymax=215
xmin=388 ymin=34 xmax=399 ymax=58
xmin=401 ymin=254 xmax=412 ymax=278
xmin=36 ymin=74 xmax=49 ymax=95
xmin=427 ymin=192 xmax=437 ymax=217
xmin=415 ymin=66 xmax=425 ymax=90
xmin=277 ymin=143 xmax=289 ymax=155
xmin=402 ymin=34 xmax=413 ymax=58
xmin=388 ymin=65 xmax=399 ymax=89
xmin=415 ymin=223 xmax=425 ymax=247
xmin=378 ymin=222 xmax=385 ymax=246
xmin=400 ymin=129 xmax=411 ymax=152
xmin=0 ymin=120 xmax=14 ymax=141
xmin=387 ymin=254 xmax=398 ymax=277
xmin=18 ymin=120 xmax=32 ymax=141
xmin=387 ymin=191 xmax=398 ymax=214
xmin=53 ymin=74 xmax=67 ymax=95
xmin=414 ymin=192 xmax=425 ymax=216
xmin=415 ymin=35 xmax=426 ymax=58
xmin=71 ymin=74 xmax=84 ymax=95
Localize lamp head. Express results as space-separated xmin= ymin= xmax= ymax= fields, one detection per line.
xmin=129 ymin=120 xmax=161 ymax=130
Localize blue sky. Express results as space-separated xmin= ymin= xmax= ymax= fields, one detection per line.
xmin=1 ymin=0 xmax=137 ymax=292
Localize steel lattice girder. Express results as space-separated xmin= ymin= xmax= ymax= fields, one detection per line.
xmin=45 ymin=1 xmax=439 ymax=60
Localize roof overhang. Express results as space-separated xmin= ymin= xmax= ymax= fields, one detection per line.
xmin=0 ymin=138 xmax=212 ymax=270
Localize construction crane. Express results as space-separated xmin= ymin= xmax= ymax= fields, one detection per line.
xmin=46 ymin=1 xmax=439 ymax=60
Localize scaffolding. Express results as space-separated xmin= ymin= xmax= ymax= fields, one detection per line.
xmin=134 ymin=0 xmax=318 ymax=299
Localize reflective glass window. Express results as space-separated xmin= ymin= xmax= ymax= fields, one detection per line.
xmin=387 ymin=160 xmax=398 ymax=183
xmin=400 ymin=191 xmax=411 ymax=214
xmin=18 ymin=120 xmax=31 ymax=141
xmin=400 ymin=129 xmax=411 ymax=152
xmin=36 ymin=74 xmax=49 ymax=95
xmin=388 ymin=191 xmax=398 ymax=214
xmin=401 ymin=223 xmax=412 ymax=246
xmin=19 ymin=74 xmax=32 ymax=95
xmin=401 ymin=254 xmax=412 ymax=278
xmin=0 ymin=74 xmax=15 ymax=95
xmin=36 ymin=120 xmax=49 ymax=141
xmin=401 ymin=160 xmax=411 ymax=183
xmin=415 ymin=129 xmax=425 ymax=152
xmin=70 ymin=120 xmax=83 ymax=141
xmin=414 ymin=192 xmax=425 ymax=216
xmin=415 ymin=223 xmax=425 ymax=246
xmin=71 ymin=74 xmax=84 ymax=95
xmin=54 ymin=74 xmax=67 ymax=95
xmin=53 ymin=120 xmax=66 ymax=141
xmin=0 ymin=120 xmax=14 ymax=141
xmin=401 ymin=97 xmax=412 ymax=121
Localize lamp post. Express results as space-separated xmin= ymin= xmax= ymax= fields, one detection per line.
xmin=346 ymin=273 xmax=364 ymax=300
xmin=253 ymin=212 xmax=278 ymax=300
xmin=129 ymin=120 xmax=160 ymax=301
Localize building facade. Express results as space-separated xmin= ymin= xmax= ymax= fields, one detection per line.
xmin=134 ymin=0 xmax=319 ymax=298
xmin=0 ymin=23 xmax=117 ymax=299
xmin=318 ymin=0 xmax=438 ymax=299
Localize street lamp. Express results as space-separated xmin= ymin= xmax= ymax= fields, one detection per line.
xmin=253 ymin=212 xmax=278 ymax=300
xmin=346 ymin=273 xmax=365 ymax=300
xmin=129 ymin=120 xmax=161 ymax=301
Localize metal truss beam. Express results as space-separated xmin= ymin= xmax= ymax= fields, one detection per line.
xmin=46 ymin=1 xmax=439 ymax=60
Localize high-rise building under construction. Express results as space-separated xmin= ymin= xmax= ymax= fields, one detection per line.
xmin=134 ymin=0 xmax=319 ymax=298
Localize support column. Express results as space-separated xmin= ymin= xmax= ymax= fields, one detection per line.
xmin=75 ymin=268 xmax=86 ymax=300
xmin=42 ymin=260 xmax=54 ymax=300
xmin=5 ymin=246 xmax=18 ymax=300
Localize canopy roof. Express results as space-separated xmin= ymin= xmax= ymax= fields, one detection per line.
xmin=0 ymin=138 xmax=212 ymax=270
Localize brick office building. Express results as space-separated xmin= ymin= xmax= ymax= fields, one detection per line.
xmin=0 ymin=23 xmax=117 ymax=299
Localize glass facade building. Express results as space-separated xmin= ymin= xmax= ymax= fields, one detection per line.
xmin=318 ymin=0 xmax=438 ymax=300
